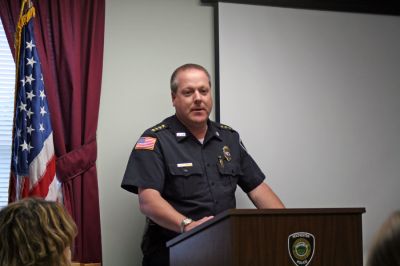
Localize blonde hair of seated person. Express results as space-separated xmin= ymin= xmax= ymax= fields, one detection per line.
xmin=0 ymin=197 xmax=77 ymax=266
xmin=367 ymin=210 xmax=400 ymax=266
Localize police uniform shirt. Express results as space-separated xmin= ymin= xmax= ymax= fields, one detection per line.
xmin=121 ymin=115 xmax=266 ymax=221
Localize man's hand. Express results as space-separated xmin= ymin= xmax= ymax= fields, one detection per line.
xmin=184 ymin=216 xmax=214 ymax=232
xmin=138 ymin=188 xmax=214 ymax=233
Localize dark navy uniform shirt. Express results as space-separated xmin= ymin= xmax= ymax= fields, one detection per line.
xmin=121 ymin=115 xmax=266 ymax=256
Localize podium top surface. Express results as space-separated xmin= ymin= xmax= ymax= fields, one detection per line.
xmin=166 ymin=207 xmax=365 ymax=247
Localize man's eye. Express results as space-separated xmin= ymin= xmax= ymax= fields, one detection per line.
xmin=183 ymin=91 xmax=192 ymax=96
xmin=200 ymin=89 xmax=208 ymax=95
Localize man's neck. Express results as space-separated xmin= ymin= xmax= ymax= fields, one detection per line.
xmin=190 ymin=125 xmax=208 ymax=140
xmin=175 ymin=115 xmax=208 ymax=140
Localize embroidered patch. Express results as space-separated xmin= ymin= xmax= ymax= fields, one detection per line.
xmin=135 ymin=137 xmax=157 ymax=150
xmin=288 ymin=232 xmax=315 ymax=266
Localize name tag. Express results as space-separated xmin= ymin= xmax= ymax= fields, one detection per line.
xmin=176 ymin=132 xmax=186 ymax=137
xmin=177 ymin=162 xmax=193 ymax=168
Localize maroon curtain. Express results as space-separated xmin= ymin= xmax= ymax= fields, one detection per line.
xmin=0 ymin=0 xmax=104 ymax=263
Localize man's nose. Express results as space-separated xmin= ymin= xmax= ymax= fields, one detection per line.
xmin=194 ymin=90 xmax=202 ymax=101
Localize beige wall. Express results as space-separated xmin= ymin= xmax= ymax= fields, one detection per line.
xmin=98 ymin=0 xmax=214 ymax=265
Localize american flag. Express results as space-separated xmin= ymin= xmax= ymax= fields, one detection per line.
xmin=9 ymin=3 xmax=60 ymax=202
xmin=135 ymin=137 xmax=157 ymax=150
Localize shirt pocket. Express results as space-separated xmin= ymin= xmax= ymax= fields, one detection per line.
xmin=168 ymin=163 xmax=203 ymax=176
xmin=217 ymin=162 xmax=242 ymax=187
xmin=166 ymin=163 xmax=205 ymax=199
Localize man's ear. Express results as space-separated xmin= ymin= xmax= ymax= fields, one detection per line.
xmin=171 ymin=92 xmax=176 ymax=106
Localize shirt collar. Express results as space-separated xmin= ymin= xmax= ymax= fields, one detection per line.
xmin=165 ymin=115 xmax=222 ymax=143
xmin=205 ymin=121 xmax=222 ymax=143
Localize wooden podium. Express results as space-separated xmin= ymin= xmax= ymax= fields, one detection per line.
xmin=167 ymin=208 xmax=365 ymax=266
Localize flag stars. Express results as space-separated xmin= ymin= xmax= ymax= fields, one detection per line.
xmin=27 ymin=125 xmax=35 ymax=134
xmin=20 ymin=140 xmax=29 ymax=151
xmin=39 ymin=123 xmax=45 ymax=132
xmin=25 ymin=74 xmax=35 ymax=85
xmin=20 ymin=79 xmax=26 ymax=87
xmin=26 ymin=91 xmax=35 ymax=101
xmin=26 ymin=108 xmax=34 ymax=119
xmin=26 ymin=57 xmax=36 ymax=67
xmin=39 ymin=90 xmax=46 ymax=100
xmin=40 ymin=106 xmax=47 ymax=116
xmin=26 ymin=40 xmax=36 ymax=51
xmin=27 ymin=143 xmax=34 ymax=153
xmin=17 ymin=129 xmax=22 ymax=138
xmin=18 ymin=102 xmax=27 ymax=112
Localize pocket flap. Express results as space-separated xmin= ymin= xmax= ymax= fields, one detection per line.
xmin=168 ymin=163 xmax=203 ymax=177
xmin=218 ymin=163 xmax=242 ymax=176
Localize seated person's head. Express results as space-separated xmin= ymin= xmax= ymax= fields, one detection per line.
xmin=0 ymin=197 xmax=77 ymax=266
xmin=367 ymin=210 xmax=400 ymax=266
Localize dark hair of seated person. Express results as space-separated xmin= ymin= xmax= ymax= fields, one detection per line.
xmin=367 ymin=210 xmax=400 ymax=266
xmin=0 ymin=197 xmax=77 ymax=266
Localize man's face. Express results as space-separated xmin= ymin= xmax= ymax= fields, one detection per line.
xmin=172 ymin=68 xmax=213 ymax=129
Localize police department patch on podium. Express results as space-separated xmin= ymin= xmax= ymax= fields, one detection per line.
xmin=288 ymin=232 xmax=315 ymax=266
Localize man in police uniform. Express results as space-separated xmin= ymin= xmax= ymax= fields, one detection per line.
xmin=121 ymin=63 xmax=285 ymax=266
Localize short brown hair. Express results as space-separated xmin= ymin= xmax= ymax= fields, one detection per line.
xmin=0 ymin=198 xmax=77 ymax=266
xmin=367 ymin=210 xmax=400 ymax=266
xmin=170 ymin=63 xmax=211 ymax=93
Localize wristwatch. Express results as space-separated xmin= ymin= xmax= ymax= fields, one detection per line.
xmin=180 ymin=217 xmax=193 ymax=233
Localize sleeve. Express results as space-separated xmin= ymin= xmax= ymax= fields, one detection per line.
xmin=237 ymin=135 xmax=266 ymax=193
xmin=121 ymin=132 xmax=166 ymax=194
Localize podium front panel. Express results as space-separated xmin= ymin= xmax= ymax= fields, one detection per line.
xmin=167 ymin=208 xmax=364 ymax=266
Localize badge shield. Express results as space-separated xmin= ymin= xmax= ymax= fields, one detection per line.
xmin=288 ymin=232 xmax=315 ymax=266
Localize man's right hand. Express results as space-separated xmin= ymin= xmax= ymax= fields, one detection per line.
xmin=184 ymin=216 xmax=214 ymax=232
xmin=139 ymin=188 xmax=214 ymax=233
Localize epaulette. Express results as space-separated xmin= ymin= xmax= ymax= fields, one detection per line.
xmin=218 ymin=123 xmax=235 ymax=131
xmin=151 ymin=124 xmax=168 ymax=132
